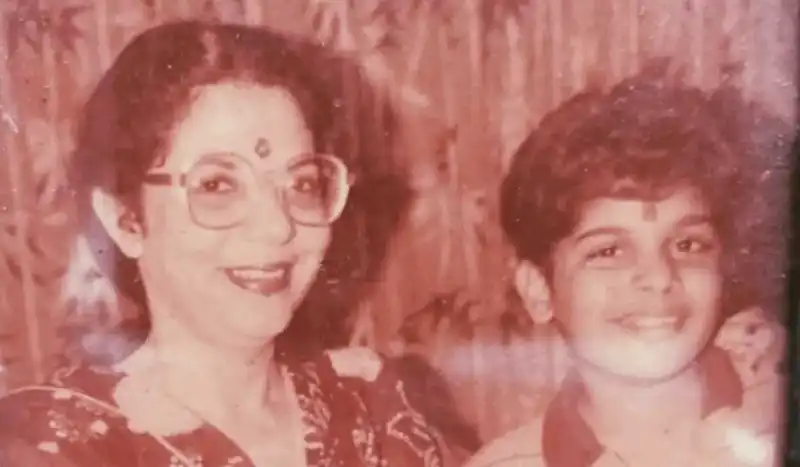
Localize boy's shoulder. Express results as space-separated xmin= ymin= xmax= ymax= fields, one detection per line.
xmin=714 ymin=307 xmax=785 ymax=434
xmin=464 ymin=417 xmax=546 ymax=467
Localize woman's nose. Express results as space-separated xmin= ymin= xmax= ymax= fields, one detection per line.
xmin=240 ymin=189 xmax=295 ymax=245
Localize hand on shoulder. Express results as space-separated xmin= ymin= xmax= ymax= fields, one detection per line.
xmin=715 ymin=307 xmax=784 ymax=389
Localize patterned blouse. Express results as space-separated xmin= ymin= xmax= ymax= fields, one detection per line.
xmin=0 ymin=353 xmax=444 ymax=467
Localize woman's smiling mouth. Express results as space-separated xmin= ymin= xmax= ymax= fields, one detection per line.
xmin=223 ymin=262 xmax=293 ymax=295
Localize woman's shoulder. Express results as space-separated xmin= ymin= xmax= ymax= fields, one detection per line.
xmin=0 ymin=366 xmax=76 ymax=424
xmin=0 ymin=364 xmax=120 ymax=434
xmin=0 ymin=384 xmax=57 ymax=431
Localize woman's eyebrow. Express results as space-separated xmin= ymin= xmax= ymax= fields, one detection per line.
xmin=195 ymin=152 xmax=240 ymax=169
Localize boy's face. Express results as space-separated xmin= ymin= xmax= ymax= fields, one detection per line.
xmin=550 ymin=187 xmax=722 ymax=382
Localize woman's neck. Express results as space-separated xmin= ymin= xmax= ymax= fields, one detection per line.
xmin=117 ymin=320 xmax=280 ymax=419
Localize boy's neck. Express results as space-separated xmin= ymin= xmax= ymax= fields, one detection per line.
xmin=577 ymin=362 xmax=704 ymax=441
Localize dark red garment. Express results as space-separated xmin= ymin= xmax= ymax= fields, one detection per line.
xmin=0 ymin=354 xmax=444 ymax=467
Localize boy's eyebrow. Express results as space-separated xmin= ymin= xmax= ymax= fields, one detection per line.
xmin=674 ymin=213 xmax=713 ymax=228
xmin=573 ymin=213 xmax=712 ymax=243
xmin=573 ymin=226 xmax=626 ymax=243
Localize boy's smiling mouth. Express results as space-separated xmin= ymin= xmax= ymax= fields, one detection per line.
xmin=612 ymin=311 xmax=688 ymax=337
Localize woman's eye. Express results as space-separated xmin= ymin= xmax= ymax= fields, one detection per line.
xmin=293 ymin=176 xmax=323 ymax=194
xmin=195 ymin=175 xmax=236 ymax=193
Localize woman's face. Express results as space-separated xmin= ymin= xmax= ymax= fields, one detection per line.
xmin=121 ymin=82 xmax=332 ymax=348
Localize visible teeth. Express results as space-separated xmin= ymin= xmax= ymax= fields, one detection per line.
xmin=243 ymin=282 xmax=264 ymax=292
xmin=633 ymin=316 xmax=678 ymax=328
xmin=229 ymin=268 xmax=284 ymax=280
xmin=619 ymin=315 xmax=680 ymax=330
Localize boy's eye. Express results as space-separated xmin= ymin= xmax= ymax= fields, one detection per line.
xmin=673 ymin=236 xmax=716 ymax=255
xmin=589 ymin=246 xmax=619 ymax=259
xmin=586 ymin=245 xmax=625 ymax=267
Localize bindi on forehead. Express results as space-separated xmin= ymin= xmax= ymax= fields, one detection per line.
xmin=254 ymin=137 xmax=271 ymax=159
xmin=641 ymin=201 xmax=658 ymax=222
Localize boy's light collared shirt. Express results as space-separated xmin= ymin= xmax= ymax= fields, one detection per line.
xmin=465 ymin=311 xmax=784 ymax=467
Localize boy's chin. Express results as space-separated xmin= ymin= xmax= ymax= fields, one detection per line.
xmin=581 ymin=347 xmax=701 ymax=385
xmin=616 ymin=366 xmax=694 ymax=385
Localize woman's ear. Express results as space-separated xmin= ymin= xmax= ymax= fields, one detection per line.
xmin=90 ymin=187 xmax=144 ymax=259
xmin=514 ymin=259 xmax=553 ymax=325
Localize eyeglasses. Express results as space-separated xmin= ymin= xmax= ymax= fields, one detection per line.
xmin=143 ymin=153 xmax=353 ymax=229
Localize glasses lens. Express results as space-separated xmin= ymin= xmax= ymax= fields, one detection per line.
xmin=284 ymin=155 xmax=348 ymax=225
xmin=185 ymin=156 xmax=252 ymax=228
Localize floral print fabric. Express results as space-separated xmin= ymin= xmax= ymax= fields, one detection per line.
xmin=0 ymin=354 xmax=444 ymax=467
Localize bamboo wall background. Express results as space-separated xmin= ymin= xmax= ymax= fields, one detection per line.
xmin=0 ymin=0 xmax=796 ymax=440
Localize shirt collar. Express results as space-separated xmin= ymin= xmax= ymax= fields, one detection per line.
xmin=540 ymin=345 xmax=744 ymax=467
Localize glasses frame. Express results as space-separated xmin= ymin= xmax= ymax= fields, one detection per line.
xmin=143 ymin=153 xmax=355 ymax=229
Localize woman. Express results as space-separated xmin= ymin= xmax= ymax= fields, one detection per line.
xmin=0 ymin=21 xmax=443 ymax=467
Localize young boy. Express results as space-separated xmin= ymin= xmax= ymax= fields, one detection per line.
xmin=466 ymin=72 xmax=785 ymax=467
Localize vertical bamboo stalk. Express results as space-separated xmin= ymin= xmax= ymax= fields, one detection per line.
xmin=242 ymin=0 xmax=264 ymax=25
xmin=609 ymin=0 xmax=623 ymax=81
xmin=0 ymin=359 xmax=7 ymax=394
xmin=530 ymin=0 xmax=546 ymax=116
xmin=742 ymin=0 xmax=757 ymax=101
xmin=466 ymin=0 xmax=483 ymax=120
xmin=548 ymin=0 xmax=564 ymax=105
xmin=500 ymin=16 xmax=526 ymax=173
xmin=436 ymin=25 xmax=457 ymax=292
xmin=506 ymin=328 xmax=531 ymax=426
xmin=466 ymin=0 xmax=494 ymax=431
xmin=721 ymin=0 xmax=742 ymax=79
xmin=565 ymin=1 xmax=584 ymax=95
xmin=762 ymin=0 xmax=792 ymax=118
xmin=461 ymin=0 xmax=481 ymax=290
xmin=177 ymin=0 xmax=193 ymax=19
xmin=0 ymin=3 xmax=44 ymax=384
xmin=649 ymin=0 xmax=668 ymax=54
xmin=94 ymin=0 xmax=114 ymax=70
xmin=35 ymin=0 xmax=62 ymax=371
xmin=338 ymin=0 xmax=375 ymax=349
xmin=585 ymin=0 xmax=600 ymax=83
xmin=82 ymin=0 xmax=116 ymax=335
xmin=690 ymin=0 xmax=705 ymax=86
xmin=627 ymin=0 xmax=640 ymax=74
xmin=704 ymin=0 xmax=724 ymax=87
xmin=399 ymin=0 xmax=426 ymax=88
xmin=382 ymin=250 xmax=406 ymax=352
xmin=434 ymin=14 xmax=482 ymax=434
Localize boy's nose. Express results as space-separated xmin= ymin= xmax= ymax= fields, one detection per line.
xmin=632 ymin=254 xmax=676 ymax=293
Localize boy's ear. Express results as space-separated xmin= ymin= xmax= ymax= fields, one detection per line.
xmin=514 ymin=260 xmax=552 ymax=325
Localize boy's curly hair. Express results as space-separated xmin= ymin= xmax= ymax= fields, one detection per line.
xmin=501 ymin=60 xmax=790 ymax=317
